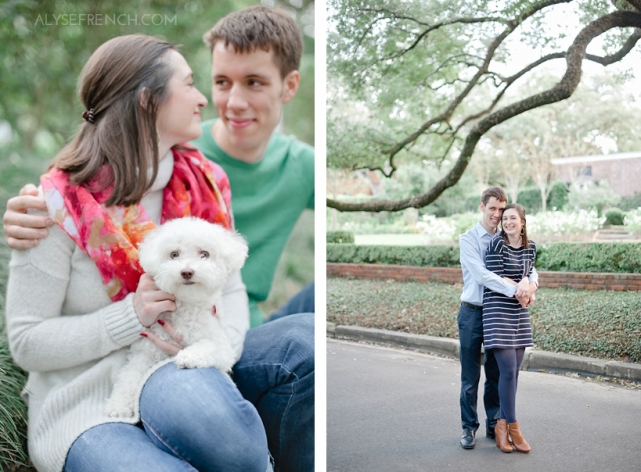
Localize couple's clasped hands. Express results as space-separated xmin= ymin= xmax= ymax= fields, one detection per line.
xmin=514 ymin=277 xmax=536 ymax=308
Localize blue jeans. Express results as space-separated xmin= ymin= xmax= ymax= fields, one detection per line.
xmin=66 ymin=314 xmax=314 ymax=472
xmin=65 ymin=363 xmax=271 ymax=472
xmin=235 ymin=313 xmax=314 ymax=472
xmin=457 ymin=304 xmax=500 ymax=431
xmin=269 ymin=282 xmax=315 ymax=321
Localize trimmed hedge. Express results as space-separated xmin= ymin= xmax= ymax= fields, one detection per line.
xmin=326 ymin=231 xmax=355 ymax=244
xmin=536 ymin=242 xmax=641 ymax=273
xmin=327 ymin=244 xmax=460 ymax=267
xmin=327 ymin=242 xmax=641 ymax=273
xmin=604 ymin=208 xmax=625 ymax=226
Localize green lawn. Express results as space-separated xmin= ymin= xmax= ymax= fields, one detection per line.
xmin=327 ymin=277 xmax=641 ymax=363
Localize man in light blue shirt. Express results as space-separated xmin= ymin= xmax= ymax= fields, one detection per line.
xmin=458 ymin=187 xmax=538 ymax=449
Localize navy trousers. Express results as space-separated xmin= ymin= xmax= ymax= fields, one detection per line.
xmin=457 ymin=303 xmax=500 ymax=431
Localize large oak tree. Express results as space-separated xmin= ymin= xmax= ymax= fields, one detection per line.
xmin=327 ymin=0 xmax=641 ymax=212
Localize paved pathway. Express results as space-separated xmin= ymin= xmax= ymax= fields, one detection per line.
xmin=327 ymin=339 xmax=641 ymax=472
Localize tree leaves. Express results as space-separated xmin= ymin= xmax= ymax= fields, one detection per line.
xmin=327 ymin=0 xmax=641 ymax=212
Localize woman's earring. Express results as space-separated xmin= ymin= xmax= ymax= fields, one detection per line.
xmin=520 ymin=227 xmax=525 ymax=235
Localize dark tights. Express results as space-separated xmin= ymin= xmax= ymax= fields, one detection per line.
xmin=492 ymin=348 xmax=525 ymax=424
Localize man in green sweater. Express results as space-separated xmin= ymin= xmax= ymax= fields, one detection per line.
xmin=3 ymin=6 xmax=314 ymax=472
xmin=194 ymin=7 xmax=315 ymax=327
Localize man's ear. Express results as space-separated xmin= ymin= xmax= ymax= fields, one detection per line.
xmin=281 ymin=70 xmax=300 ymax=104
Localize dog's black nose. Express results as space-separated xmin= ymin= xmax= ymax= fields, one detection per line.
xmin=181 ymin=269 xmax=194 ymax=280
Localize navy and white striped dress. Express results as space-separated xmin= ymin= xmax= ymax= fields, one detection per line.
xmin=482 ymin=237 xmax=536 ymax=350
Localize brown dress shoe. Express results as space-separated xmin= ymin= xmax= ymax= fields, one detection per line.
xmin=495 ymin=419 xmax=513 ymax=453
xmin=508 ymin=421 xmax=531 ymax=453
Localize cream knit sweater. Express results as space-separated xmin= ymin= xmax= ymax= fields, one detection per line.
xmin=5 ymin=154 xmax=250 ymax=472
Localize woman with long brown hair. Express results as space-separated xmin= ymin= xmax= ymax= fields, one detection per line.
xmin=6 ymin=34 xmax=271 ymax=472
xmin=482 ymin=203 xmax=536 ymax=454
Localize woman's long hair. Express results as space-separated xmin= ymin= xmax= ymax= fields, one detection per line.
xmin=500 ymin=203 xmax=530 ymax=249
xmin=53 ymin=34 xmax=175 ymax=206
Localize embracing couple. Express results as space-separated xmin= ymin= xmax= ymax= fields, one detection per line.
xmin=457 ymin=186 xmax=538 ymax=454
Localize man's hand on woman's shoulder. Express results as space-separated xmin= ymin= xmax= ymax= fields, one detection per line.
xmin=3 ymin=184 xmax=53 ymax=249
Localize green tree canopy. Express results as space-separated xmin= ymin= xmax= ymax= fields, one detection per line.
xmin=0 ymin=0 xmax=315 ymax=155
xmin=327 ymin=0 xmax=641 ymax=212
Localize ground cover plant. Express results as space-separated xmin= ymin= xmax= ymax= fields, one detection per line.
xmin=327 ymin=277 xmax=641 ymax=363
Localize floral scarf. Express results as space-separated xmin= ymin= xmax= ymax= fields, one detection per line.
xmin=40 ymin=147 xmax=232 ymax=301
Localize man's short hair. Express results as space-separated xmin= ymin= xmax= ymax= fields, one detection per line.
xmin=203 ymin=6 xmax=303 ymax=78
xmin=481 ymin=187 xmax=508 ymax=205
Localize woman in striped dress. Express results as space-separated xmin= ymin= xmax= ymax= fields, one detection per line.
xmin=482 ymin=203 xmax=536 ymax=454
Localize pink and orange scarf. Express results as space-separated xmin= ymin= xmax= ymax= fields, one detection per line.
xmin=40 ymin=147 xmax=232 ymax=301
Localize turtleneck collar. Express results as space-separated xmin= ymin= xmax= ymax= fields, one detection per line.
xmin=148 ymin=150 xmax=174 ymax=193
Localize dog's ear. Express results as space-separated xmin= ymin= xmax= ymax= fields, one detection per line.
xmin=219 ymin=230 xmax=249 ymax=275
xmin=138 ymin=228 xmax=161 ymax=275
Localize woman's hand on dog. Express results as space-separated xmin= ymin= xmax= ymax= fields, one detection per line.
xmin=134 ymin=273 xmax=176 ymax=327
xmin=141 ymin=320 xmax=185 ymax=355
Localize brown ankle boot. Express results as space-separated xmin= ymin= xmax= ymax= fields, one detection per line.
xmin=495 ymin=419 xmax=513 ymax=453
xmin=508 ymin=421 xmax=531 ymax=453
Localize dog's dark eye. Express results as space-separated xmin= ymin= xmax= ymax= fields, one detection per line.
xmin=170 ymin=251 xmax=180 ymax=259
xmin=200 ymin=251 xmax=209 ymax=259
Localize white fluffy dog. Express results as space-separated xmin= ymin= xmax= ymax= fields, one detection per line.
xmin=105 ymin=217 xmax=248 ymax=418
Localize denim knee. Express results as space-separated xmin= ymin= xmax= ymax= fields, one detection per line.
xmin=141 ymin=364 xmax=268 ymax=472
xmin=276 ymin=313 xmax=314 ymax=376
xmin=201 ymin=392 xmax=268 ymax=471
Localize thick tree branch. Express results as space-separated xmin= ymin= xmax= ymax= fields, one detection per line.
xmin=586 ymin=27 xmax=641 ymax=63
xmin=495 ymin=27 xmax=641 ymax=83
xmin=623 ymin=0 xmax=641 ymax=12
xmin=455 ymin=27 xmax=641 ymax=130
xmin=327 ymin=10 xmax=641 ymax=212
xmin=380 ymin=0 xmax=573 ymax=162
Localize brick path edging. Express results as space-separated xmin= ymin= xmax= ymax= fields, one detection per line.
xmin=327 ymin=263 xmax=641 ymax=291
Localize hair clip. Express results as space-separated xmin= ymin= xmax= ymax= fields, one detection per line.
xmin=82 ymin=108 xmax=95 ymax=123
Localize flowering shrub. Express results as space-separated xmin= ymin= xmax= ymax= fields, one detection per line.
xmin=415 ymin=213 xmax=480 ymax=242
xmin=339 ymin=219 xmax=416 ymax=234
xmin=527 ymin=210 xmax=605 ymax=237
xmin=624 ymin=208 xmax=641 ymax=233
xmin=414 ymin=210 xmax=604 ymax=242
xmin=334 ymin=210 xmax=610 ymax=241
xmin=416 ymin=214 xmax=457 ymax=241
